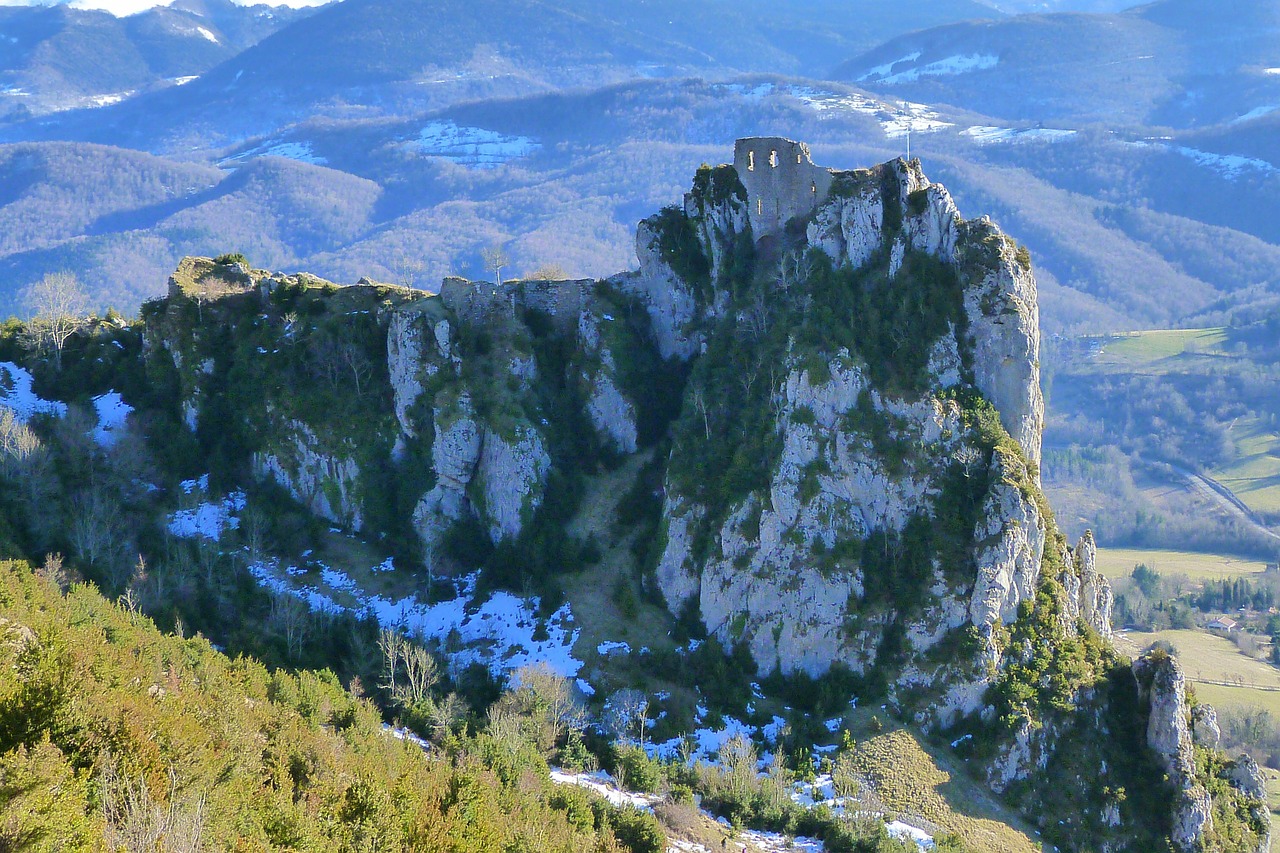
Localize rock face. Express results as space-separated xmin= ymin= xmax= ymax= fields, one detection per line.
xmin=616 ymin=219 xmax=703 ymax=362
xmin=1134 ymin=652 xmax=1213 ymax=852
xmin=959 ymin=219 xmax=1044 ymax=470
xmin=651 ymin=149 xmax=1055 ymax=704
xmin=254 ymin=421 xmax=364 ymax=530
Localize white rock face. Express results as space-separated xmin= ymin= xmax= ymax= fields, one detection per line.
xmin=656 ymin=353 xmax=975 ymax=676
xmin=412 ymin=395 xmax=483 ymax=551
xmin=253 ymin=419 xmax=364 ymax=530
xmin=1135 ymin=652 xmax=1214 ymax=852
xmin=962 ymin=229 xmax=1044 ymax=469
xmin=688 ymin=181 xmax=750 ymax=277
xmin=1075 ymin=531 xmax=1114 ymax=637
xmin=614 ymin=220 xmax=702 ymax=361
xmin=968 ymin=450 xmax=1045 ymax=631
xmin=905 ymin=184 xmax=961 ymax=261
xmin=807 ymin=187 xmax=884 ymax=269
xmin=411 ymin=391 xmax=550 ymax=550
xmin=586 ymin=369 xmax=638 ymax=454
xmin=579 ymin=312 xmax=639 ymax=454
xmin=387 ymin=310 xmax=427 ymax=438
xmin=478 ymin=425 xmax=551 ymax=543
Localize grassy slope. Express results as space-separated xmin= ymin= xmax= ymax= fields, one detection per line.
xmin=837 ymin=711 xmax=1041 ymax=853
xmin=1096 ymin=546 xmax=1272 ymax=581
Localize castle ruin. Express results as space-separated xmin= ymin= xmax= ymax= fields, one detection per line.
xmin=733 ymin=137 xmax=834 ymax=240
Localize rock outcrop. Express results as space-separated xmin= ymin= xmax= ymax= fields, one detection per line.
xmin=1134 ymin=651 xmax=1213 ymax=852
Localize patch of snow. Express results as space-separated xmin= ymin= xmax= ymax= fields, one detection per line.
xmin=739 ymin=829 xmax=824 ymax=852
xmin=170 ymin=76 xmax=199 ymax=86
xmin=194 ymin=26 xmax=219 ymax=44
xmin=1232 ymin=104 xmax=1279 ymax=124
xmin=0 ymin=363 xmax=66 ymax=421
xmin=383 ymin=723 xmax=429 ymax=750
xmin=248 ymin=565 xmax=582 ymax=679
xmin=825 ymin=717 xmax=843 ymax=732
xmin=549 ymin=769 xmax=659 ymax=811
xmin=858 ymin=51 xmax=922 ymax=82
xmin=786 ymin=85 xmax=952 ymax=138
xmin=597 ymin=640 xmax=631 ymax=656
xmin=90 ymin=391 xmax=131 ymax=446
xmin=962 ymin=125 xmax=1077 ymax=145
xmin=180 ymin=474 xmax=209 ymax=495
xmin=407 ymin=120 xmax=540 ymax=169
xmin=950 ymin=733 xmax=973 ymax=748
xmin=576 ymin=678 xmax=596 ymax=696
xmin=84 ymin=91 xmax=133 ymax=108
xmin=886 ymin=821 xmax=935 ymax=850
xmin=223 ymin=141 xmax=326 ymax=166
xmin=865 ymin=53 xmax=999 ymax=85
xmin=371 ymin=556 xmax=395 ymax=573
xmin=1264 ymin=68 xmax=1280 ymax=76
xmin=1172 ymin=145 xmax=1278 ymax=180
xmin=647 ymin=716 xmax=755 ymax=761
xmin=167 ymin=490 xmax=246 ymax=541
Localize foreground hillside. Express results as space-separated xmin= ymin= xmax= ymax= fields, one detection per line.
xmin=0 ymin=556 xmax=669 ymax=850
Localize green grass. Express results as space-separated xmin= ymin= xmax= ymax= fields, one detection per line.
xmin=838 ymin=710 xmax=1041 ymax=853
xmin=1089 ymin=328 xmax=1229 ymax=370
xmin=1095 ymin=547 xmax=1272 ymax=581
xmin=1112 ymin=629 xmax=1280 ymax=690
xmin=1210 ymin=416 xmax=1280 ymax=516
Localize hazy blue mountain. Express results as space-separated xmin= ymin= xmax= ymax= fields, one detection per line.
xmin=834 ymin=0 xmax=1280 ymax=128
xmin=0 ymin=0 xmax=309 ymax=120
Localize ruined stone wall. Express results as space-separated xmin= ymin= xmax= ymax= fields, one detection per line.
xmin=734 ymin=137 xmax=833 ymax=239
xmin=438 ymin=276 xmax=590 ymax=335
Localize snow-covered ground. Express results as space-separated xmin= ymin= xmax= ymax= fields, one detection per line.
xmin=167 ymin=477 xmax=246 ymax=540
xmin=962 ymin=125 xmax=1077 ymax=145
xmin=0 ymin=363 xmax=67 ymax=421
xmin=785 ymin=85 xmax=952 ymax=138
xmin=862 ymin=53 xmax=999 ymax=85
xmin=91 ymin=391 xmax=132 ymax=446
xmin=249 ymin=559 xmax=583 ymax=680
xmin=1232 ymin=104 xmax=1278 ymax=124
xmin=407 ymin=120 xmax=541 ymax=168
xmin=1172 ymin=145 xmax=1278 ymax=179
xmin=223 ymin=140 xmax=327 ymax=166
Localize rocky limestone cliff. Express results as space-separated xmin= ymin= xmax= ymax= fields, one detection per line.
xmin=647 ymin=151 xmax=1057 ymax=704
xmin=1135 ymin=650 xmax=1271 ymax=853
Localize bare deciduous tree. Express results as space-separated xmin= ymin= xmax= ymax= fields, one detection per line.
xmin=604 ymin=688 xmax=650 ymax=746
xmin=482 ymin=245 xmax=510 ymax=287
xmin=189 ymin=274 xmax=240 ymax=323
xmin=21 ymin=272 xmax=90 ymax=371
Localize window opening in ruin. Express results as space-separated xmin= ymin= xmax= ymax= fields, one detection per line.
xmin=748 ymin=151 xmax=755 ymax=171
xmin=811 ymin=182 xmax=817 ymax=193
xmin=757 ymin=198 xmax=763 ymax=216
xmin=769 ymin=150 xmax=778 ymax=168
xmin=797 ymin=153 xmax=803 ymax=164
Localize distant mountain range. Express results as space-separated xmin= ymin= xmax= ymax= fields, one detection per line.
xmin=0 ymin=0 xmax=312 ymax=119
xmin=836 ymin=0 xmax=1280 ymax=128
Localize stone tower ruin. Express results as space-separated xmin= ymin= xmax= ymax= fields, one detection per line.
xmin=733 ymin=137 xmax=834 ymax=240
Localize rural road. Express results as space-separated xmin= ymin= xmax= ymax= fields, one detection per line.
xmin=1173 ymin=463 xmax=1280 ymax=547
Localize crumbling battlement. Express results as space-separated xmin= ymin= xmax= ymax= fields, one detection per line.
xmin=438 ymin=275 xmax=591 ymax=334
xmin=734 ymin=137 xmax=834 ymax=240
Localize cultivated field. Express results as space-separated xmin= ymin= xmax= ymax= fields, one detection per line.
xmin=1112 ymin=629 xmax=1280 ymax=692
xmin=1095 ymin=547 xmax=1272 ymax=581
